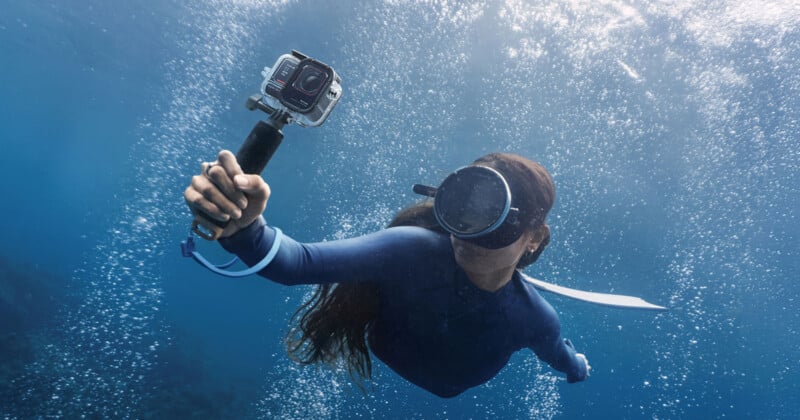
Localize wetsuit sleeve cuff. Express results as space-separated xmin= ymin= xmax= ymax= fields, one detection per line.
xmin=218 ymin=216 xmax=274 ymax=260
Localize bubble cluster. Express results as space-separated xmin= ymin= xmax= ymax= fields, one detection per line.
xmin=5 ymin=0 xmax=294 ymax=417
xmin=7 ymin=0 xmax=797 ymax=417
xmin=472 ymin=1 xmax=798 ymax=418
xmin=305 ymin=0 xmax=492 ymax=236
xmin=254 ymin=360 xmax=373 ymax=419
xmin=306 ymin=0 xmax=797 ymax=418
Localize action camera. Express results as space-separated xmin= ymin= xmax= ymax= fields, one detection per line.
xmin=189 ymin=51 xmax=342 ymax=240
xmin=254 ymin=50 xmax=342 ymax=127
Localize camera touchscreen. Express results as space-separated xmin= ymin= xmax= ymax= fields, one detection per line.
xmin=264 ymin=58 xmax=299 ymax=99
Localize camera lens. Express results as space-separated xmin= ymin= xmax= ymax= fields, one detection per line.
xmin=294 ymin=65 xmax=327 ymax=95
xmin=279 ymin=57 xmax=334 ymax=114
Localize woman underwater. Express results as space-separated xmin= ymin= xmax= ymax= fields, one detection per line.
xmin=184 ymin=151 xmax=590 ymax=397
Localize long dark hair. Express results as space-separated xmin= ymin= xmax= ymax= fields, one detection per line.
xmin=285 ymin=153 xmax=554 ymax=390
xmin=284 ymin=202 xmax=440 ymax=390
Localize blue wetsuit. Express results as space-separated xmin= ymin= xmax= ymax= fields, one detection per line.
xmin=220 ymin=217 xmax=588 ymax=397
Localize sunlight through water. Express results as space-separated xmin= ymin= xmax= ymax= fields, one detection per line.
xmin=5 ymin=0 xmax=797 ymax=418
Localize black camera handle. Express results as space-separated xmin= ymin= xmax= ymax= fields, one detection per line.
xmin=191 ymin=97 xmax=289 ymax=240
xmin=237 ymin=115 xmax=286 ymax=173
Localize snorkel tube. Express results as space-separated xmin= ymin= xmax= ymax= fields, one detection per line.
xmin=520 ymin=273 xmax=667 ymax=311
xmin=414 ymin=170 xmax=668 ymax=311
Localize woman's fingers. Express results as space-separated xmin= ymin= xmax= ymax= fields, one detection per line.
xmin=217 ymin=151 xmax=248 ymax=207
xmin=186 ymin=174 xmax=241 ymax=221
xmin=183 ymin=150 xmax=269 ymax=238
xmin=203 ymin=159 xmax=248 ymax=210
xmin=233 ymin=174 xmax=270 ymax=201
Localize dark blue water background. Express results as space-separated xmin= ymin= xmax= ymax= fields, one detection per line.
xmin=1 ymin=1 xmax=798 ymax=418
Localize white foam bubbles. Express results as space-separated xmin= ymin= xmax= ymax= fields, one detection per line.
xmin=8 ymin=0 xmax=295 ymax=417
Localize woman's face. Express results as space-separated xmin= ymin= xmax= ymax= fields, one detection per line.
xmin=450 ymin=228 xmax=538 ymax=275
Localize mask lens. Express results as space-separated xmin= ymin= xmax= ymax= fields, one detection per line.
xmin=434 ymin=166 xmax=511 ymax=237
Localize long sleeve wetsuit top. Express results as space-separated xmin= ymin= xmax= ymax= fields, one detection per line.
xmin=220 ymin=217 xmax=588 ymax=397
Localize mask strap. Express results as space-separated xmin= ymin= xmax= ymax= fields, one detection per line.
xmin=412 ymin=184 xmax=437 ymax=197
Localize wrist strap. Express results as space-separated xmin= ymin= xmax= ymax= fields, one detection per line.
xmin=182 ymin=228 xmax=283 ymax=278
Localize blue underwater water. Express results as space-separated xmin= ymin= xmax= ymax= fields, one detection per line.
xmin=1 ymin=0 xmax=799 ymax=418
